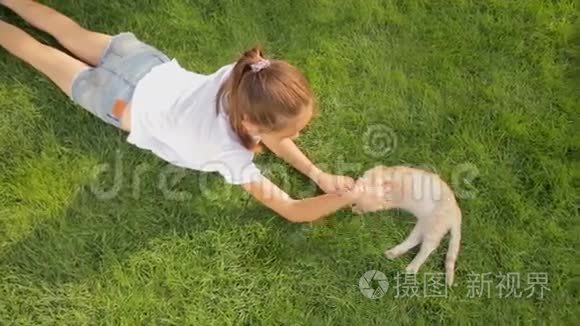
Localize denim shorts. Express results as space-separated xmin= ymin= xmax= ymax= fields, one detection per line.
xmin=71 ymin=33 xmax=170 ymax=128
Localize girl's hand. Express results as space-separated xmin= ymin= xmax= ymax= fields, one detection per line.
xmin=339 ymin=178 xmax=366 ymax=202
xmin=315 ymin=172 xmax=356 ymax=194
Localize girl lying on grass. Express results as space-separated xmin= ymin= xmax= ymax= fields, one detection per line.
xmin=0 ymin=0 xmax=376 ymax=222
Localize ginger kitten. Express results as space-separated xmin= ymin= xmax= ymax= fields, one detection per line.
xmin=353 ymin=166 xmax=462 ymax=285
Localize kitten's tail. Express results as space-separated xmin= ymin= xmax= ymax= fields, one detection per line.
xmin=445 ymin=223 xmax=461 ymax=286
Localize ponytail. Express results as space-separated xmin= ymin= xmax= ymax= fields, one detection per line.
xmin=216 ymin=46 xmax=314 ymax=151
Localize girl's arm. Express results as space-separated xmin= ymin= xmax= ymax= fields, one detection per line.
xmin=241 ymin=177 xmax=361 ymax=223
xmin=261 ymin=136 xmax=354 ymax=193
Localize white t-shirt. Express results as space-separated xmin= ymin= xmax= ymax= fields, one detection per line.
xmin=127 ymin=60 xmax=262 ymax=185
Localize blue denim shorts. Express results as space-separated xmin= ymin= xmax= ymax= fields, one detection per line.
xmin=71 ymin=33 xmax=170 ymax=128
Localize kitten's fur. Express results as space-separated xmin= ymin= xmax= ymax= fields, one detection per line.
xmin=353 ymin=166 xmax=462 ymax=285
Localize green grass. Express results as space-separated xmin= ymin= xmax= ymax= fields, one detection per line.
xmin=0 ymin=0 xmax=578 ymax=324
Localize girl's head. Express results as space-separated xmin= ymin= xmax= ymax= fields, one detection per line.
xmin=217 ymin=47 xmax=315 ymax=151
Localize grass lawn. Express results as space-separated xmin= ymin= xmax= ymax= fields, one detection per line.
xmin=0 ymin=0 xmax=578 ymax=324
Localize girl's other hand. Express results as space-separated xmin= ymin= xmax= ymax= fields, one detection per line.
xmin=315 ymin=172 xmax=356 ymax=194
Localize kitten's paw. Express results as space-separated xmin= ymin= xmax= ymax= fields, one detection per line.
xmin=404 ymin=265 xmax=418 ymax=274
xmin=384 ymin=249 xmax=398 ymax=260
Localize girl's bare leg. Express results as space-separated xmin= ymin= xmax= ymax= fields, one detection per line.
xmin=1 ymin=0 xmax=111 ymax=65
xmin=0 ymin=20 xmax=88 ymax=96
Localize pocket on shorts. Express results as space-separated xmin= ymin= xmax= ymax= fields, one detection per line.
xmin=106 ymin=33 xmax=168 ymax=58
xmin=100 ymin=33 xmax=170 ymax=87
xmin=112 ymin=52 xmax=169 ymax=86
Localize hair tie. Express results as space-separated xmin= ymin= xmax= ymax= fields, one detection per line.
xmin=250 ymin=59 xmax=271 ymax=73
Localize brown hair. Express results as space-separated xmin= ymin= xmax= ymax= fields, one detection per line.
xmin=216 ymin=47 xmax=315 ymax=151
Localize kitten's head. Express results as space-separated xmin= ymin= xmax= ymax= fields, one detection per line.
xmin=352 ymin=166 xmax=394 ymax=214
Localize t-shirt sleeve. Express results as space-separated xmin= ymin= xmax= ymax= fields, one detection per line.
xmin=212 ymin=149 xmax=263 ymax=185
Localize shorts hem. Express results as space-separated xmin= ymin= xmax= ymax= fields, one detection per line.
xmin=70 ymin=67 xmax=92 ymax=101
